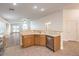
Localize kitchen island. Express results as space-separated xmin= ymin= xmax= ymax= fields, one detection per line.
xmin=20 ymin=30 xmax=61 ymax=52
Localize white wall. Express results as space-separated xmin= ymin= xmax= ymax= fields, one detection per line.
xmin=63 ymin=9 xmax=79 ymax=41
xmin=30 ymin=21 xmax=45 ymax=30
xmin=31 ymin=10 xmax=63 ymax=31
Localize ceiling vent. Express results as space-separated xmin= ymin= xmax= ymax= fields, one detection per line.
xmin=9 ymin=8 xmax=15 ymax=12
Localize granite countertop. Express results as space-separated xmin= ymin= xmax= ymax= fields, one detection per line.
xmin=46 ymin=34 xmax=60 ymax=37
xmin=21 ymin=33 xmax=60 ymax=37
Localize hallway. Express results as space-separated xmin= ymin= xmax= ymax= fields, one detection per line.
xmin=8 ymin=32 xmax=20 ymax=47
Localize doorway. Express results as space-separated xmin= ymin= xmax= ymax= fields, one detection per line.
xmin=8 ymin=25 xmax=20 ymax=47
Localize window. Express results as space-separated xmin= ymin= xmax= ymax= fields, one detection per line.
xmin=22 ymin=23 xmax=28 ymax=30
xmin=0 ymin=21 xmax=6 ymax=34
xmin=22 ymin=20 xmax=28 ymax=30
xmin=12 ymin=25 xmax=20 ymax=32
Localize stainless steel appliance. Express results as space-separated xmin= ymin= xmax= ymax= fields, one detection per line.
xmin=46 ymin=35 xmax=54 ymax=51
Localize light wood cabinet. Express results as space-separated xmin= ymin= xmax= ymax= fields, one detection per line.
xmin=22 ymin=34 xmax=60 ymax=52
xmin=22 ymin=35 xmax=46 ymax=47
xmin=54 ymin=36 xmax=60 ymax=51
xmin=22 ymin=35 xmax=34 ymax=47
xmin=39 ymin=35 xmax=46 ymax=46
xmin=34 ymin=35 xmax=40 ymax=45
xmin=34 ymin=35 xmax=46 ymax=46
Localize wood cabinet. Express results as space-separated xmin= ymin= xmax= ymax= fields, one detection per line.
xmin=22 ymin=35 xmax=34 ymax=47
xmin=34 ymin=35 xmax=46 ymax=46
xmin=22 ymin=35 xmax=46 ymax=47
xmin=54 ymin=36 xmax=60 ymax=51
xmin=34 ymin=35 xmax=40 ymax=45
xmin=39 ymin=35 xmax=46 ymax=46
xmin=22 ymin=34 xmax=60 ymax=52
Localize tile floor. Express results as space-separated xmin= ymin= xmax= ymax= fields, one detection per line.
xmin=2 ymin=41 xmax=79 ymax=56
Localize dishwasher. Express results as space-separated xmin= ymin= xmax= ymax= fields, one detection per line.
xmin=46 ymin=35 xmax=54 ymax=51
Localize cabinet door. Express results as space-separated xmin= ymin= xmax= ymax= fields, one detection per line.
xmin=34 ymin=35 xmax=40 ymax=45
xmin=22 ymin=36 xmax=30 ymax=47
xmin=39 ymin=35 xmax=46 ymax=46
xmin=54 ymin=36 xmax=60 ymax=51
xmin=29 ymin=35 xmax=34 ymax=46
xmin=22 ymin=35 xmax=34 ymax=47
xmin=25 ymin=35 xmax=34 ymax=46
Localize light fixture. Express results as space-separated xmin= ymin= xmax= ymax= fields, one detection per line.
xmin=33 ymin=6 xmax=38 ymax=9
xmin=45 ymin=22 xmax=51 ymax=31
xmin=45 ymin=22 xmax=51 ymax=25
xmin=13 ymin=3 xmax=16 ymax=5
xmin=40 ymin=8 xmax=45 ymax=11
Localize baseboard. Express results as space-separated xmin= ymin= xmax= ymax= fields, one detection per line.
xmin=63 ymin=40 xmax=79 ymax=42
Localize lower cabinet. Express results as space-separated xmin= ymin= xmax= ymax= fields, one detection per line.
xmin=22 ymin=35 xmax=46 ymax=47
xmin=54 ymin=36 xmax=60 ymax=51
xmin=39 ymin=35 xmax=46 ymax=46
xmin=34 ymin=35 xmax=46 ymax=46
xmin=34 ymin=35 xmax=40 ymax=45
xmin=22 ymin=35 xmax=34 ymax=47
xmin=22 ymin=35 xmax=60 ymax=52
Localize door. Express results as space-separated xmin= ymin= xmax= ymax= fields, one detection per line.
xmin=77 ymin=20 xmax=79 ymax=41
xmin=63 ymin=20 xmax=77 ymax=41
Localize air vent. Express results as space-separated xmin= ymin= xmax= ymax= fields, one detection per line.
xmin=9 ymin=8 xmax=15 ymax=12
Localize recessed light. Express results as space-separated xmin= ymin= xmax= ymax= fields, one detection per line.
xmin=33 ymin=6 xmax=38 ymax=9
xmin=40 ymin=8 xmax=45 ymax=11
xmin=13 ymin=3 xmax=16 ymax=5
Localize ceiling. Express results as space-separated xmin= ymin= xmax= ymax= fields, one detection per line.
xmin=64 ymin=3 xmax=79 ymax=9
xmin=0 ymin=3 xmax=66 ymax=23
